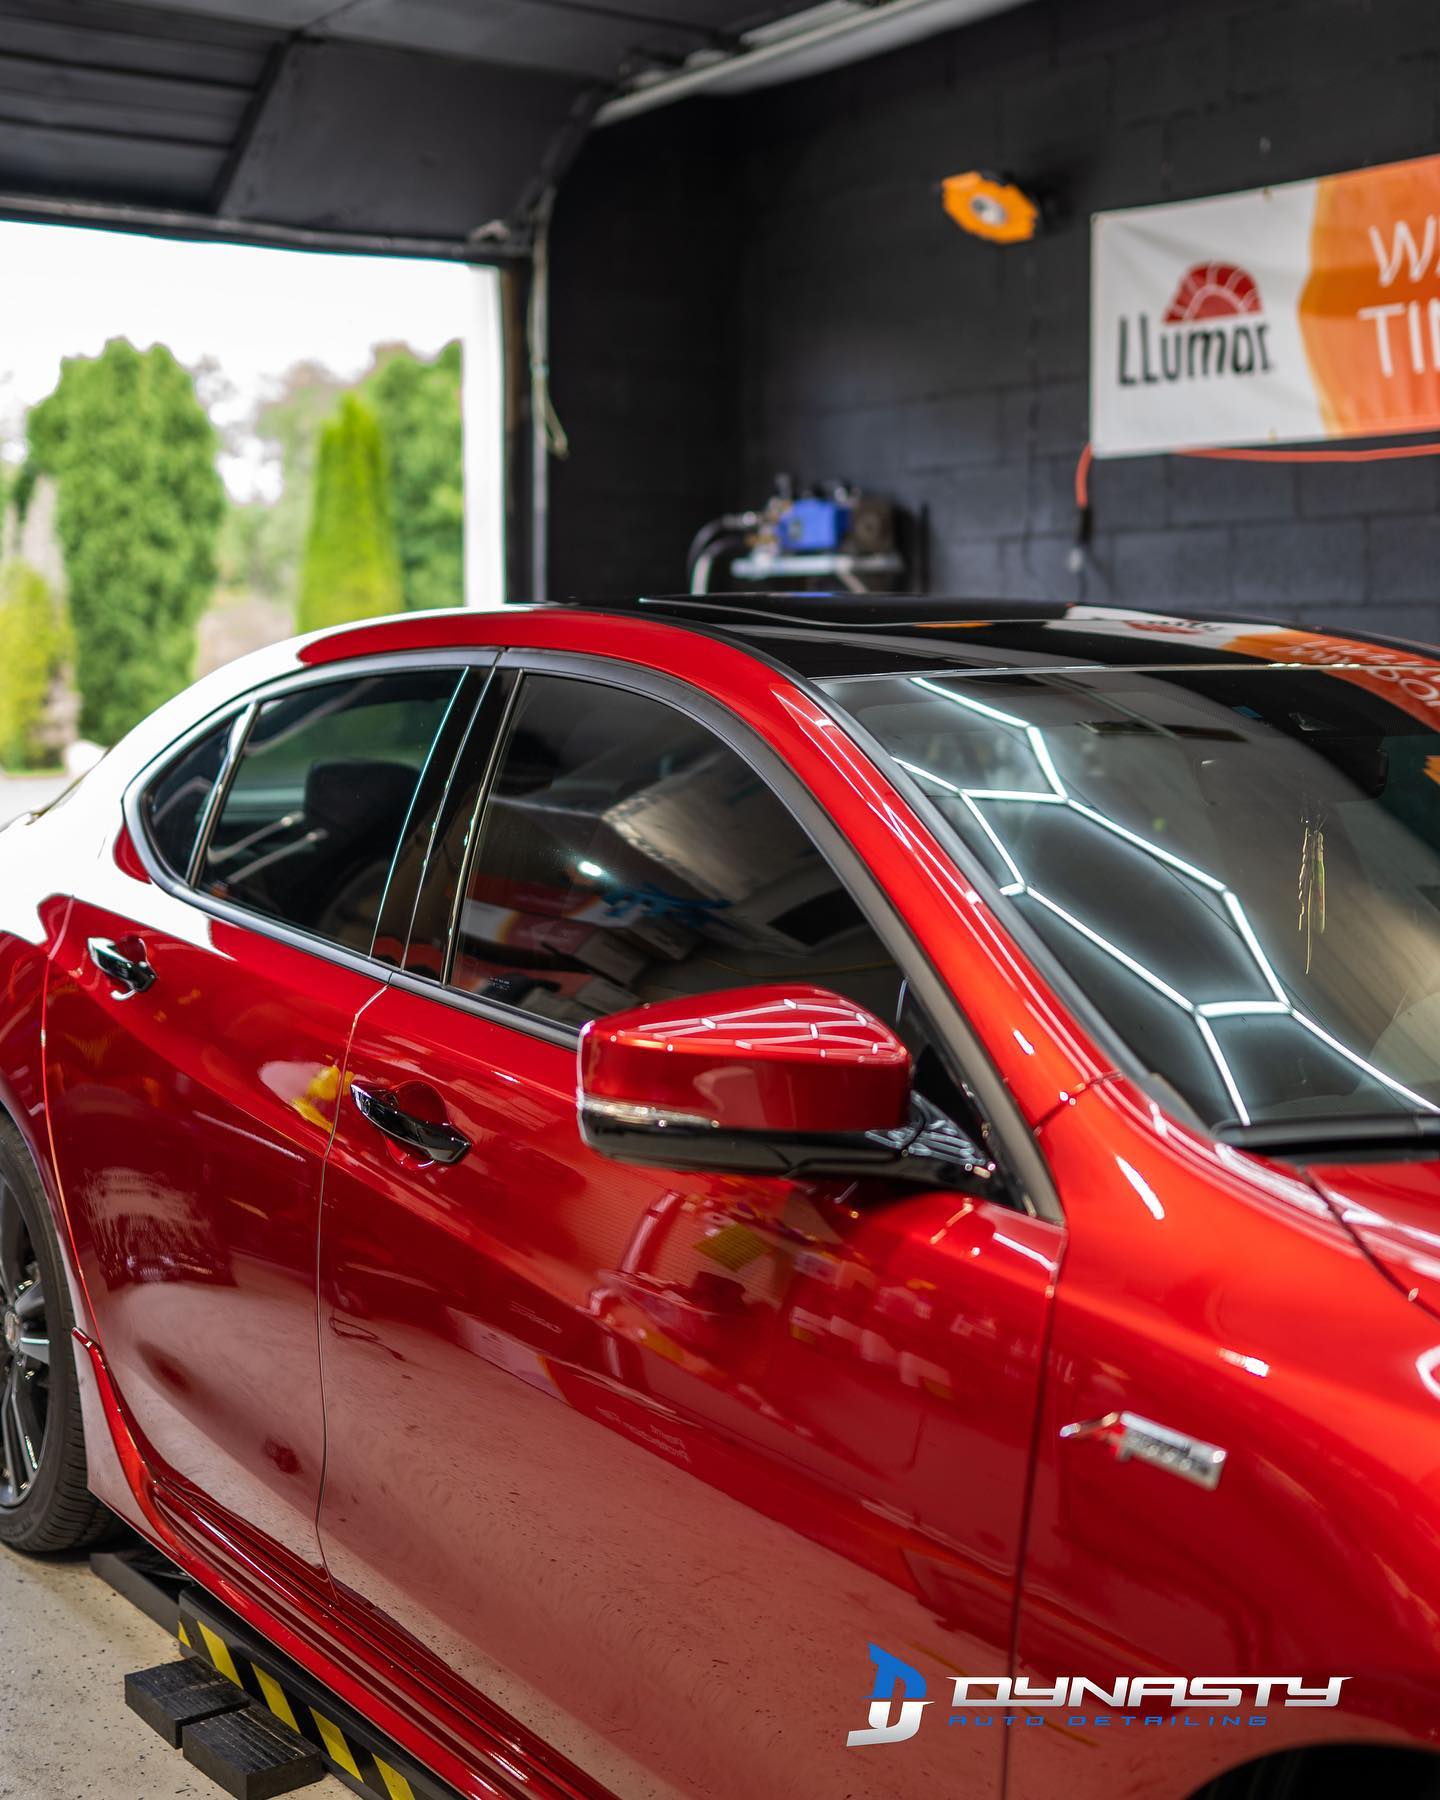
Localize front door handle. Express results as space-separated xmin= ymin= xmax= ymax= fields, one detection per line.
xmin=87 ymin=936 xmax=156 ymax=998
xmin=351 ymin=1081 xmax=471 ymax=1166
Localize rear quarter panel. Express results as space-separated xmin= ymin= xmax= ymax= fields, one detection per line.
xmin=0 ymin=805 xmax=80 ymax=1316
xmin=0 ymin=637 xmax=309 ymax=1329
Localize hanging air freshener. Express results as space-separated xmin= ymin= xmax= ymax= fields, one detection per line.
xmin=1297 ymin=809 xmax=1327 ymax=974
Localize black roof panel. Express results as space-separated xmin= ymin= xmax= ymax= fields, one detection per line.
xmin=594 ymin=593 xmax=1440 ymax=676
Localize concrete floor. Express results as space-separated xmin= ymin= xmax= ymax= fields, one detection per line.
xmin=0 ymin=1545 xmax=348 ymax=1800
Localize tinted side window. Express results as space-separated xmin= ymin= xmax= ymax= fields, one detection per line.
xmin=448 ymin=674 xmax=904 ymax=1029
xmin=143 ymin=719 xmax=232 ymax=878
xmin=199 ymin=670 xmax=461 ymax=953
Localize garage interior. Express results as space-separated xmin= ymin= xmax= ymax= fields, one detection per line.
xmin=4 ymin=0 xmax=1439 ymax=638
xmin=5 ymin=4 xmax=1440 ymax=1798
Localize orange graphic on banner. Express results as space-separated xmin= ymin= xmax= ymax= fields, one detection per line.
xmin=1299 ymin=155 xmax=1440 ymax=437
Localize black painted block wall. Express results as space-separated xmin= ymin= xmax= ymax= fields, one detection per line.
xmin=548 ymin=0 xmax=1440 ymax=639
xmin=547 ymin=104 xmax=740 ymax=602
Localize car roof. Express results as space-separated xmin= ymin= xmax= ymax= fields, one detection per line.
xmin=300 ymin=594 xmax=1439 ymax=684
xmin=543 ymin=594 xmax=1440 ymax=679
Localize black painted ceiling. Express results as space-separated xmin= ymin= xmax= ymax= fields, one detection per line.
xmin=0 ymin=0 xmax=809 ymax=255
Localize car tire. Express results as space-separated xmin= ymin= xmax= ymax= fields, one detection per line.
xmin=0 ymin=1118 xmax=112 ymax=1553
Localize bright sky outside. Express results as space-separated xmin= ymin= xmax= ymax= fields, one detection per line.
xmin=0 ymin=221 xmax=477 ymax=499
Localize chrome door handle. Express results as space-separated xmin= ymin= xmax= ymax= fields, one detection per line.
xmin=87 ymin=936 xmax=156 ymax=998
xmin=1060 ymin=1410 xmax=1227 ymax=1491
xmin=351 ymin=1081 xmax=471 ymax=1166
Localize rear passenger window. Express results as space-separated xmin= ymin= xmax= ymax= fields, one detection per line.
xmin=143 ymin=719 xmax=233 ymax=878
xmin=447 ymin=673 xmax=904 ymax=1029
xmin=198 ymin=671 xmax=460 ymax=953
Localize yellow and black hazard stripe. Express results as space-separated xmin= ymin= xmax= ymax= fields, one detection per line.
xmin=177 ymin=1594 xmax=452 ymax=1800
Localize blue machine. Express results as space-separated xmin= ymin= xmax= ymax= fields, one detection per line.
xmin=775 ymin=495 xmax=850 ymax=554
xmin=685 ymin=480 xmax=903 ymax=593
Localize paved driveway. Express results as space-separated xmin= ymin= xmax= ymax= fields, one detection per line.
xmin=0 ymin=775 xmax=69 ymax=826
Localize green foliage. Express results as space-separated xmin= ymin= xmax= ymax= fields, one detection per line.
xmin=0 ymin=562 xmax=69 ymax=769
xmin=243 ymin=360 xmax=349 ymax=606
xmin=25 ymin=339 xmax=224 ymax=744
xmin=217 ymin=498 xmax=282 ymax=598
xmin=365 ymin=341 xmax=464 ymax=612
xmin=229 ymin=345 xmax=465 ymax=618
xmin=9 ymin=457 xmax=35 ymax=525
xmin=296 ymin=393 xmax=403 ymax=631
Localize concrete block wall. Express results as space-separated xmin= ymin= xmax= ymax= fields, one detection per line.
xmin=548 ymin=104 xmax=740 ymax=601
xmin=550 ymin=0 xmax=1440 ymax=636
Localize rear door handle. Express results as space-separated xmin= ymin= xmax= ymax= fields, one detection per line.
xmin=351 ymin=1081 xmax=471 ymax=1166
xmin=87 ymin=936 xmax=156 ymax=998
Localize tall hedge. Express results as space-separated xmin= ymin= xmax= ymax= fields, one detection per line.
xmin=0 ymin=563 xmax=69 ymax=769
xmin=296 ymin=393 xmax=403 ymax=632
xmin=366 ymin=342 xmax=464 ymax=611
xmin=25 ymin=339 xmax=224 ymax=745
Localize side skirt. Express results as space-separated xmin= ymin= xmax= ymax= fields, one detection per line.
xmin=73 ymin=1328 xmax=607 ymax=1800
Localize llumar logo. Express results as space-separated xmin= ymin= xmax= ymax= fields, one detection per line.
xmin=1118 ymin=261 xmax=1273 ymax=386
xmin=846 ymin=1646 xmax=1349 ymax=1748
xmin=1164 ymin=262 xmax=1262 ymax=322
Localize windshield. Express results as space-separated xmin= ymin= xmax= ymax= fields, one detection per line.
xmin=824 ymin=662 xmax=1440 ymax=1132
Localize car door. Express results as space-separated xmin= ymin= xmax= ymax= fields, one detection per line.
xmin=317 ymin=660 xmax=1063 ymax=1800
xmin=44 ymin=661 xmax=468 ymax=1582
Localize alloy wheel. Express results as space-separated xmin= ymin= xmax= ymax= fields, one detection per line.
xmin=0 ymin=1174 xmax=49 ymax=1507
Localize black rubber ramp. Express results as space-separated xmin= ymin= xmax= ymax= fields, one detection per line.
xmin=125 ymin=1660 xmax=251 ymax=1749
xmin=182 ymin=1704 xmax=325 ymax=1800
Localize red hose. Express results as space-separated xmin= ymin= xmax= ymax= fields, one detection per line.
xmin=1075 ymin=436 xmax=1440 ymax=525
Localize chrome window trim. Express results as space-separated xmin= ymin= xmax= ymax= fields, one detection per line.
xmin=123 ymin=649 xmax=495 ymax=985
xmin=424 ymin=647 xmax=1062 ymax=1226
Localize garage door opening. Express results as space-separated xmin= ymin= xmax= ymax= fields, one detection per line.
xmin=0 ymin=220 xmax=503 ymax=788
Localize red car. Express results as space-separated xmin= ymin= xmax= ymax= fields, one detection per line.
xmin=5 ymin=595 xmax=1440 ymax=1800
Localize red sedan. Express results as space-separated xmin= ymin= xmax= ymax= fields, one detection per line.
xmin=4 ymin=595 xmax=1440 ymax=1800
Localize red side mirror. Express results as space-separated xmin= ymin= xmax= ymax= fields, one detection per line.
xmin=575 ymin=984 xmax=1005 ymax=1195
xmin=578 ymin=984 xmax=913 ymax=1142
xmin=577 ymin=984 xmax=995 ymax=1193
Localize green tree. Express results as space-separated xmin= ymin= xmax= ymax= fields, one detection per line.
xmin=296 ymin=393 xmax=403 ymax=631
xmin=365 ymin=341 xmax=464 ymax=611
xmin=25 ymin=340 xmax=224 ymax=744
xmin=0 ymin=562 xmax=69 ymax=769
xmin=242 ymin=359 xmax=349 ymax=606
xmin=217 ymin=498 xmax=282 ymax=598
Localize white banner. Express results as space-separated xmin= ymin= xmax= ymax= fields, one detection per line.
xmin=1091 ymin=154 xmax=1440 ymax=458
